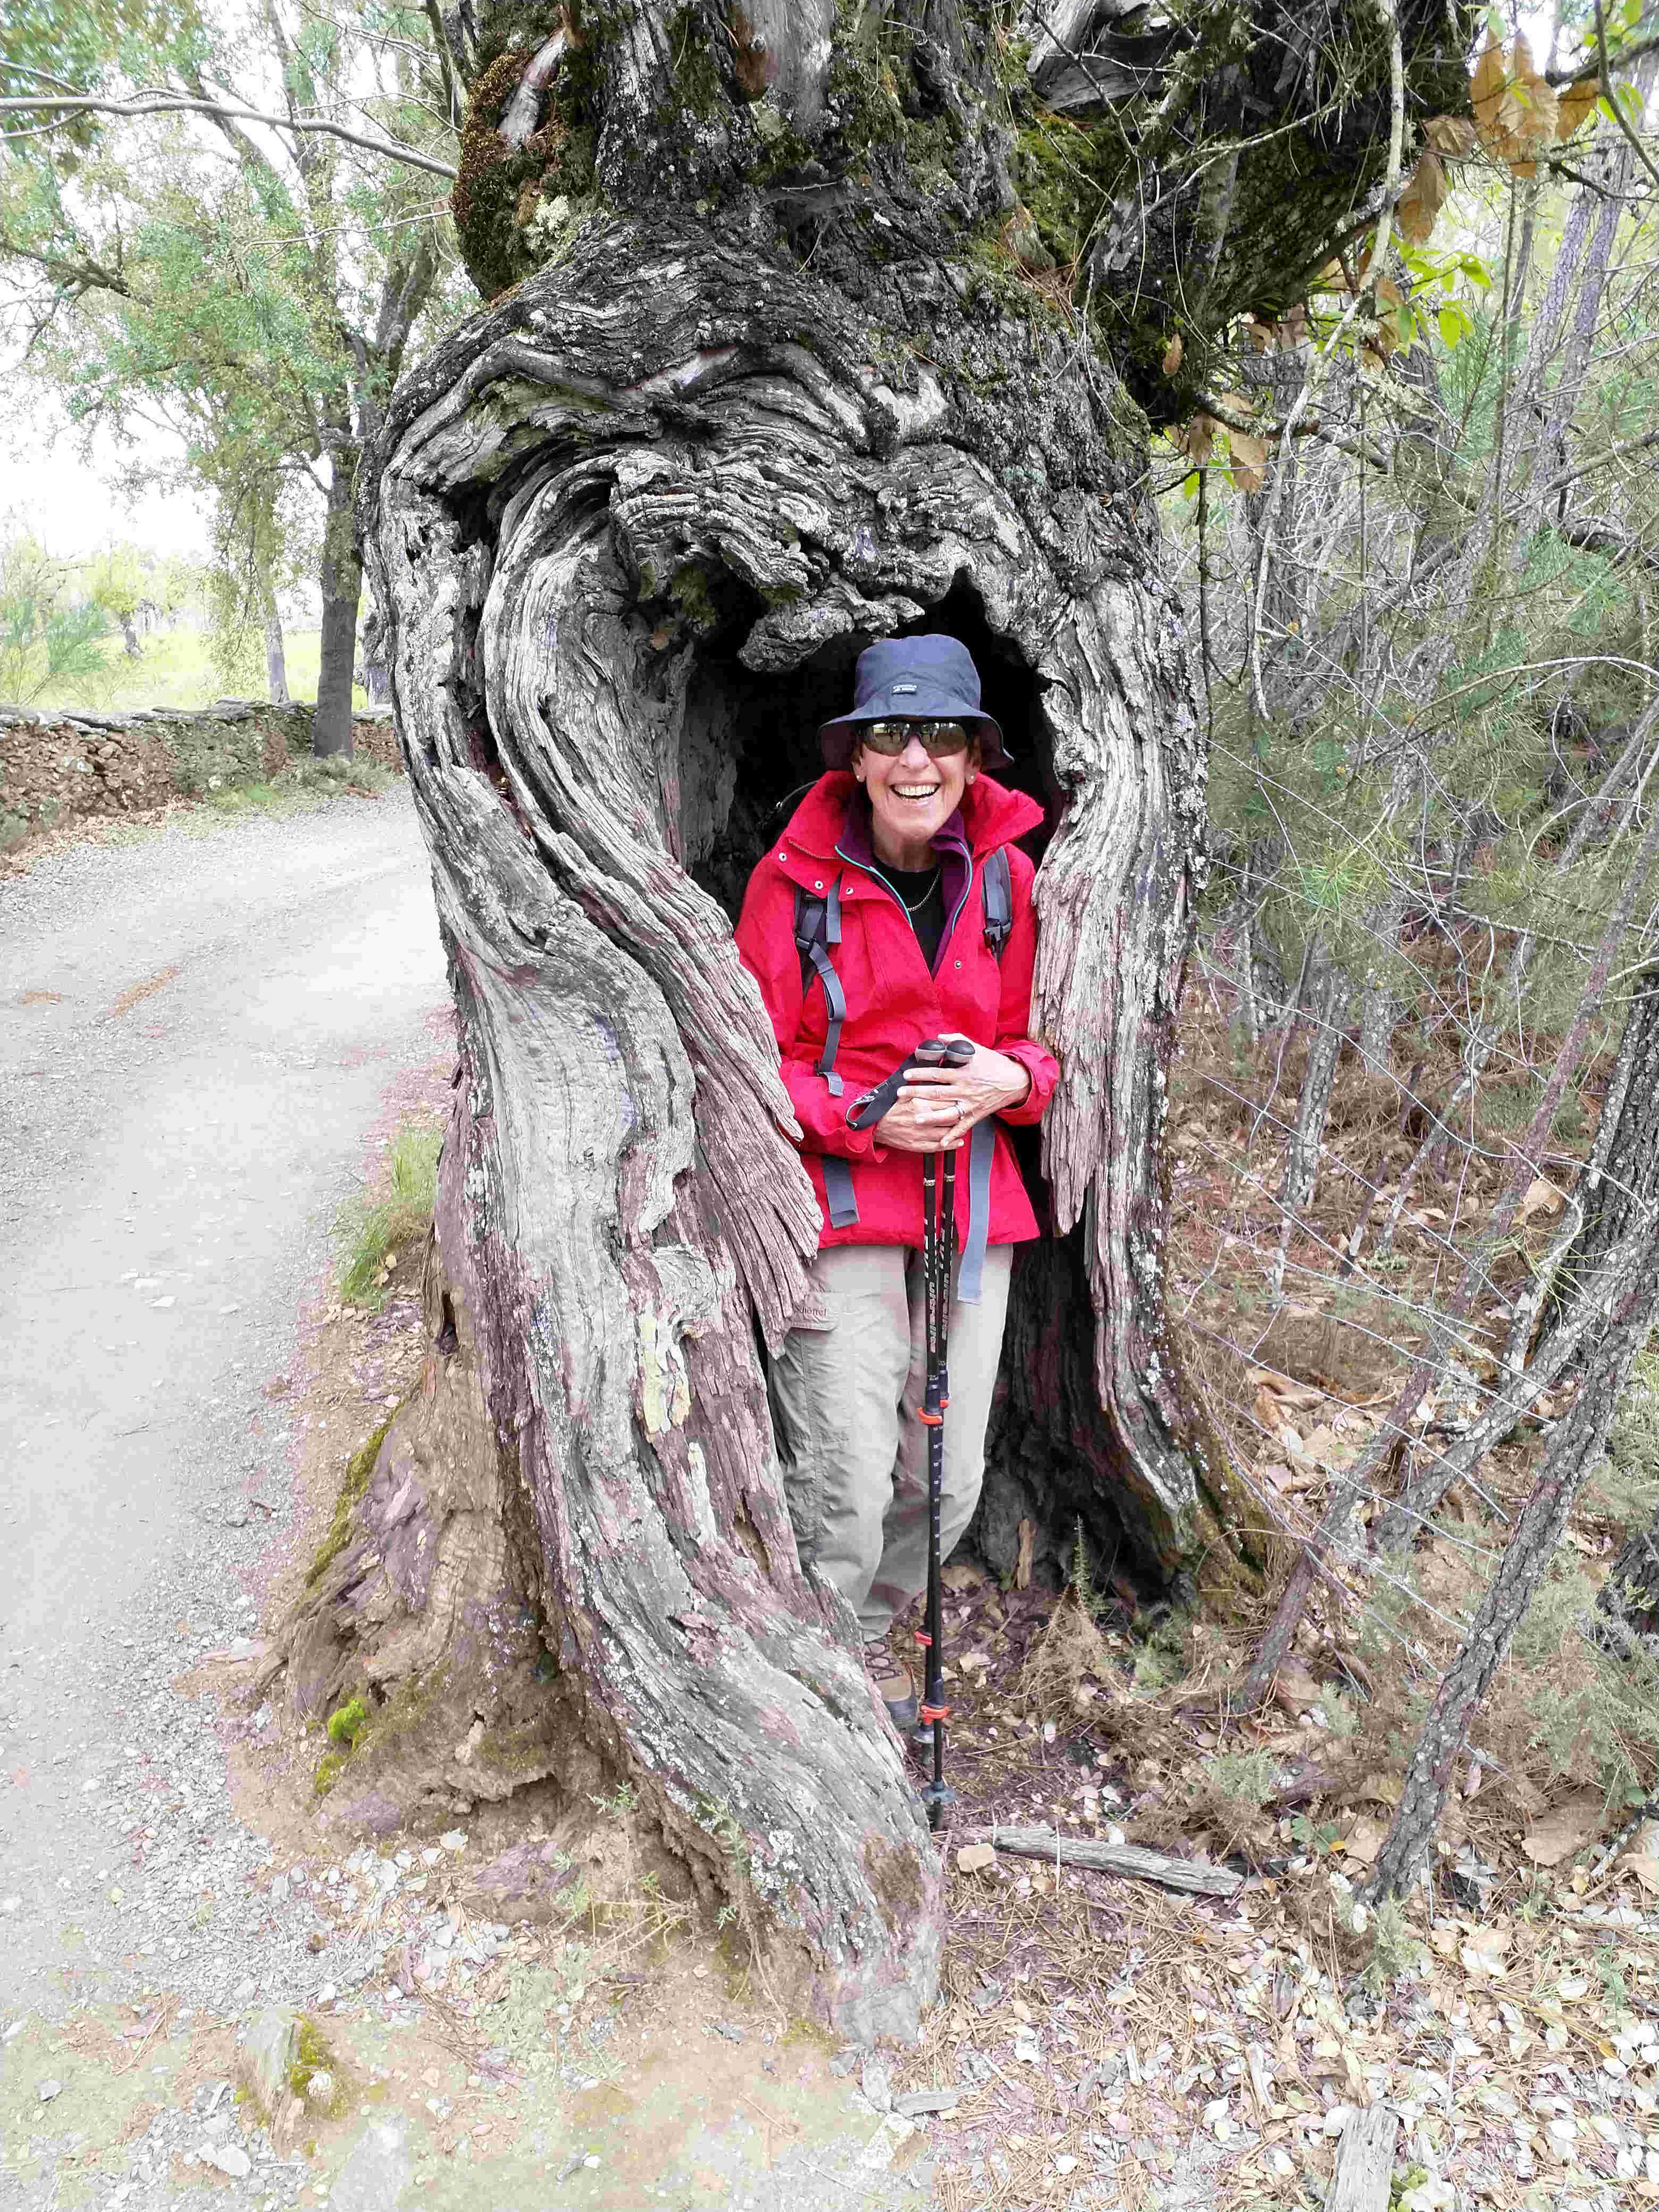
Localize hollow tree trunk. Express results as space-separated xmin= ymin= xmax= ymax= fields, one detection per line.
xmin=273 ymin=0 xmax=1476 ymax=2029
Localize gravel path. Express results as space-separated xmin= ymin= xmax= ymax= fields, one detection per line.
xmin=1 ymin=790 xmax=447 ymax=2020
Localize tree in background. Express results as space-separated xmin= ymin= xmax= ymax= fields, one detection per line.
xmin=0 ymin=0 xmax=465 ymax=746
xmin=0 ymin=525 xmax=110 ymax=700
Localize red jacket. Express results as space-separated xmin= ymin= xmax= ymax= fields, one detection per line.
xmin=735 ymin=772 xmax=1058 ymax=1252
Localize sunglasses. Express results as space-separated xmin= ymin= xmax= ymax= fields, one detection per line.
xmin=858 ymin=719 xmax=971 ymax=757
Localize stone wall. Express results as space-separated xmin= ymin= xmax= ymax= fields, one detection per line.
xmin=0 ymin=699 xmax=403 ymax=848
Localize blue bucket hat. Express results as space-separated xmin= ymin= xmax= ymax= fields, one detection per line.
xmin=818 ymin=634 xmax=1009 ymax=770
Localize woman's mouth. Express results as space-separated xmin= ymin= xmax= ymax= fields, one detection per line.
xmin=892 ymin=785 xmax=939 ymax=802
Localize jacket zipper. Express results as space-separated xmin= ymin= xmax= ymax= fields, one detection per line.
xmin=835 ymin=842 xmax=974 ymax=981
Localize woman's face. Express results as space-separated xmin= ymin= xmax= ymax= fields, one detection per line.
xmin=852 ymin=726 xmax=975 ymax=863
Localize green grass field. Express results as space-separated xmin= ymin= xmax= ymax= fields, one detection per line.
xmin=31 ymin=626 xmax=368 ymax=714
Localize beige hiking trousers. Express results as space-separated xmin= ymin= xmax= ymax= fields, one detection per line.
xmin=768 ymin=1242 xmax=1013 ymax=1639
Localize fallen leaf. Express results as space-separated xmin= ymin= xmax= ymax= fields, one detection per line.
xmin=1520 ymin=1176 xmax=1567 ymax=1222
xmin=1621 ymin=1852 xmax=1659 ymax=1893
xmin=957 ymin=1844 xmax=996 ymax=1874
xmin=1521 ymin=1790 xmax=1602 ymax=1867
xmin=1358 ymin=1772 xmax=1403 ymax=1808
xmin=1343 ymin=1816 xmax=1386 ymax=1866
xmin=1271 ymin=1660 xmax=1321 ymax=1716
xmin=1461 ymin=1943 xmax=1507 ymax=1981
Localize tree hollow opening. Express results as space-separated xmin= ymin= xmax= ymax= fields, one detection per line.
xmin=673 ymin=585 xmax=1150 ymax=1603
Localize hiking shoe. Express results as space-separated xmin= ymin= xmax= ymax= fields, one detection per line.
xmin=865 ymin=1641 xmax=918 ymax=1732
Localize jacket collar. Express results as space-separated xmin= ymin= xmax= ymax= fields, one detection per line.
xmin=775 ymin=771 xmax=1042 ymax=872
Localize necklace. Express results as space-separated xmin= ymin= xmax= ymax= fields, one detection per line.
xmin=870 ymin=862 xmax=941 ymax=917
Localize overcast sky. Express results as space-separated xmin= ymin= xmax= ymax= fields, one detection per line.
xmin=4 ymin=417 xmax=211 ymax=561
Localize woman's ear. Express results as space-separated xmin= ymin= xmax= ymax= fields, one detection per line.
xmin=850 ymin=741 xmax=867 ymax=783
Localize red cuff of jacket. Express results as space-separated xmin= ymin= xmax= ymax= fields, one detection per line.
xmin=997 ymin=1040 xmax=1058 ymax=1127
xmin=782 ymin=1061 xmax=883 ymax=1159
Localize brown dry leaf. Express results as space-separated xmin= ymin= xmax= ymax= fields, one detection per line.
xmin=1430 ymin=1924 xmax=1459 ymax=1957
xmin=1230 ymin=431 xmax=1269 ymax=495
xmin=1472 ymin=35 xmax=1559 ymax=170
xmin=1298 ymin=1422 xmax=1349 ymax=1468
xmin=1248 ymin=1372 xmax=1325 ymax=1409
xmin=1621 ymin=1853 xmax=1659 ymax=1893
xmin=1521 ymin=1176 xmax=1568 ymax=1222
xmin=1396 ymin=149 xmax=1448 ymax=246
xmin=1161 ymin=333 xmax=1184 ymax=375
xmin=1511 ymin=37 xmax=1559 ymax=141
xmin=1424 ymin=114 xmax=1477 ymax=155
xmin=1343 ymin=1815 xmax=1386 ymax=1866
xmin=956 ymin=1844 xmax=996 ymax=1874
xmin=942 ymin=1561 xmax=985 ymax=1593
xmin=1556 ymin=77 xmax=1599 ymax=139
xmin=1187 ymin=414 xmax=1216 ymax=467
xmin=1252 ymin=1384 xmax=1287 ymax=1435
xmin=1271 ymin=1660 xmax=1321 ymax=1716
xmin=1358 ymin=1773 xmax=1404 ymax=1808
xmin=1471 ymin=35 xmax=1510 ymax=149
xmin=1461 ymin=1925 xmax=1512 ymax=1979
xmin=1520 ymin=1789 xmax=1603 ymax=1867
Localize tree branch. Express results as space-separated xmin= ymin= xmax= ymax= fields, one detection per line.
xmin=0 ymin=93 xmax=457 ymax=178
xmin=1594 ymin=0 xmax=1659 ymax=195
xmin=1194 ymin=388 xmax=1392 ymax=476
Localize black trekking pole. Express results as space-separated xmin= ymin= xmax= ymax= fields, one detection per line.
xmin=848 ymin=1035 xmax=975 ymax=1826
xmin=914 ymin=1036 xmax=973 ymax=1829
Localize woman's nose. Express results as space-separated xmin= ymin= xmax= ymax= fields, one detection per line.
xmin=899 ymin=736 xmax=932 ymax=769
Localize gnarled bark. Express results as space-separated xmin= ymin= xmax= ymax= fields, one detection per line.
xmin=273 ymin=0 xmax=1477 ymax=2028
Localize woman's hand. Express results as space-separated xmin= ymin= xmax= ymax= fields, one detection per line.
xmin=889 ymin=1033 xmax=1031 ymax=1147
xmin=875 ymin=1089 xmax=970 ymax=1152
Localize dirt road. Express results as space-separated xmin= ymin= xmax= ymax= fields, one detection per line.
xmin=2 ymin=792 xmax=450 ymax=2005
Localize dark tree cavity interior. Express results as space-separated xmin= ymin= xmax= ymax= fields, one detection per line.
xmin=276 ymin=0 xmax=1477 ymax=2031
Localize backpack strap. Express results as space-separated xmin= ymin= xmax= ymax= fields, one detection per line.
xmin=982 ymin=845 xmax=1013 ymax=958
xmin=793 ymin=878 xmax=847 ymax=1097
xmin=793 ymin=878 xmax=859 ymax=1230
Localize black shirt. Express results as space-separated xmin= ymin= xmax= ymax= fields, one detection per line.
xmin=872 ymin=861 xmax=946 ymax=971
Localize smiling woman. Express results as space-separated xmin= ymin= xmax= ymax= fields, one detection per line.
xmin=735 ymin=638 xmax=1055 ymax=1737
